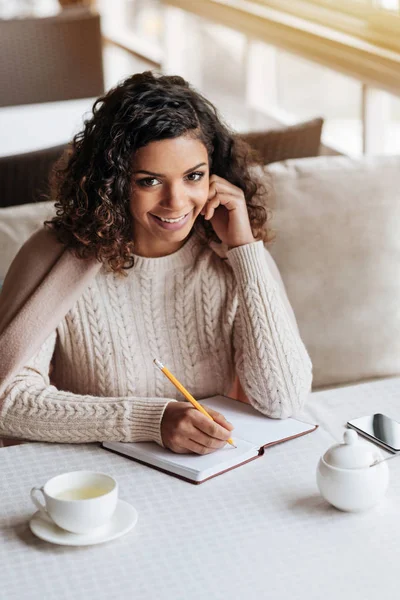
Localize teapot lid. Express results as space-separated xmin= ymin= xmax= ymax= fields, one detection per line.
xmin=323 ymin=429 xmax=379 ymax=469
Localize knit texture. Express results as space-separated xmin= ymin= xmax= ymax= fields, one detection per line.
xmin=0 ymin=234 xmax=312 ymax=444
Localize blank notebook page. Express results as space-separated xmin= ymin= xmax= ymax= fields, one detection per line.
xmin=202 ymin=395 xmax=312 ymax=447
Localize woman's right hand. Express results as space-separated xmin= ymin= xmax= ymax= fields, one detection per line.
xmin=161 ymin=402 xmax=234 ymax=454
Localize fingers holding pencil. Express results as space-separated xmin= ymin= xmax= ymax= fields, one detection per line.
xmin=201 ymin=406 xmax=234 ymax=435
xmin=154 ymin=358 xmax=237 ymax=449
xmin=161 ymin=402 xmax=234 ymax=455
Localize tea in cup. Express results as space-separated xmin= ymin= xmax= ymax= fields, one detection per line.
xmin=30 ymin=471 xmax=118 ymax=534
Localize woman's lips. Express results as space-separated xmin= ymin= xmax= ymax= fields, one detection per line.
xmin=150 ymin=210 xmax=192 ymax=231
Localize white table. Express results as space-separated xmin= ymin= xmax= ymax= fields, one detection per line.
xmin=0 ymin=97 xmax=96 ymax=157
xmin=1 ymin=377 xmax=400 ymax=600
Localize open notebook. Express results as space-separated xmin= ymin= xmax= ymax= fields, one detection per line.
xmin=102 ymin=395 xmax=317 ymax=484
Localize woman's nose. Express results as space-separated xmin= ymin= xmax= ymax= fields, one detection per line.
xmin=160 ymin=182 xmax=190 ymax=212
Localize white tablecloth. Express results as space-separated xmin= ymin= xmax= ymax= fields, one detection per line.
xmin=1 ymin=377 xmax=400 ymax=600
xmin=0 ymin=98 xmax=96 ymax=157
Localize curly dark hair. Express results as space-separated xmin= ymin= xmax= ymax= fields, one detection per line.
xmin=46 ymin=70 xmax=273 ymax=273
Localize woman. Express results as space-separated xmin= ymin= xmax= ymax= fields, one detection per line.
xmin=0 ymin=71 xmax=312 ymax=453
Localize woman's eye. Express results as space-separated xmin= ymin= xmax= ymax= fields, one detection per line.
xmin=186 ymin=171 xmax=205 ymax=182
xmin=137 ymin=177 xmax=159 ymax=188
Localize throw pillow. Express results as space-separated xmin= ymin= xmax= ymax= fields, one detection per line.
xmin=238 ymin=117 xmax=324 ymax=165
xmin=259 ymin=155 xmax=400 ymax=389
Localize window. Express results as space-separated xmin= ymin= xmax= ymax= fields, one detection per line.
xmin=253 ymin=0 xmax=400 ymax=52
xmin=97 ymin=0 xmax=163 ymax=65
xmin=198 ymin=24 xmax=248 ymax=130
xmin=388 ymin=95 xmax=400 ymax=153
xmin=99 ymin=1 xmax=400 ymax=154
xmin=275 ymin=51 xmax=363 ymax=155
xmin=97 ymin=0 xmax=163 ymax=88
xmin=97 ymin=0 xmax=162 ymax=46
xmin=364 ymin=91 xmax=400 ymax=154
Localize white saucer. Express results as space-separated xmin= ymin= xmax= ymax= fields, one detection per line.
xmin=29 ymin=499 xmax=138 ymax=546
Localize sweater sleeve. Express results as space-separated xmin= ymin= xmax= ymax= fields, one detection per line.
xmin=227 ymin=241 xmax=312 ymax=419
xmin=0 ymin=331 xmax=176 ymax=445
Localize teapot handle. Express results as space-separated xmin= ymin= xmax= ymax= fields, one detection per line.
xmin=370 ymin=451 xmax=398 ymax=468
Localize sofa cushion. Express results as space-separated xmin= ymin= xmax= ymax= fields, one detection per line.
xmin=0 ymin=200 xmax=56 ymax=283
xmin=262 ymin=155 xmax=400 ymax=389
xmin=238 ymin=118 xmax=324 ymax=165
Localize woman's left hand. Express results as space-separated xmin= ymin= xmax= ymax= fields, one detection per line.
xmin=201 ymin=174 xmax=255 ymax=248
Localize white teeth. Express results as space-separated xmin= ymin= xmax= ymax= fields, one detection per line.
xmin=158 ymin=214 xmax=187 ymax=223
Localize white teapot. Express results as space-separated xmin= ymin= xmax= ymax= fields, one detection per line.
xmin=316 ymin=429 xmax=389 ymax=512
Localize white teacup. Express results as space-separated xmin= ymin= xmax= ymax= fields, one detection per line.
xmin=30 ymin=471 xmax=118 ymax=534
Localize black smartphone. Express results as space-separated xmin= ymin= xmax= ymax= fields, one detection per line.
xmin=347 ymin=413 xmax=400 ymax=453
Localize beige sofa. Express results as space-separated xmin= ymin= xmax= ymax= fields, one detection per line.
xmin=1 ymin=154 xmax=400 ymax=443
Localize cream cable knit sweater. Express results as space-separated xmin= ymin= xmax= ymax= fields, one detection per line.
xmin=0 ymin=234 xmax=312 ymax=445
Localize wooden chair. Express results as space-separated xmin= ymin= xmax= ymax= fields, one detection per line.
xmin=0 ymin=144 xmax=67 ymax=208
xmin=0 ymin=8 xmax=104 ymax=107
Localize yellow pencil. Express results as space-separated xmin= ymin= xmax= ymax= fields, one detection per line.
xmin=153 ymin=359 xmax=236 ymax=448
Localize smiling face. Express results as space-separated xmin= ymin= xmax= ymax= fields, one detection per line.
xmin=130 ymin=135 xmax=210 ymax=258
